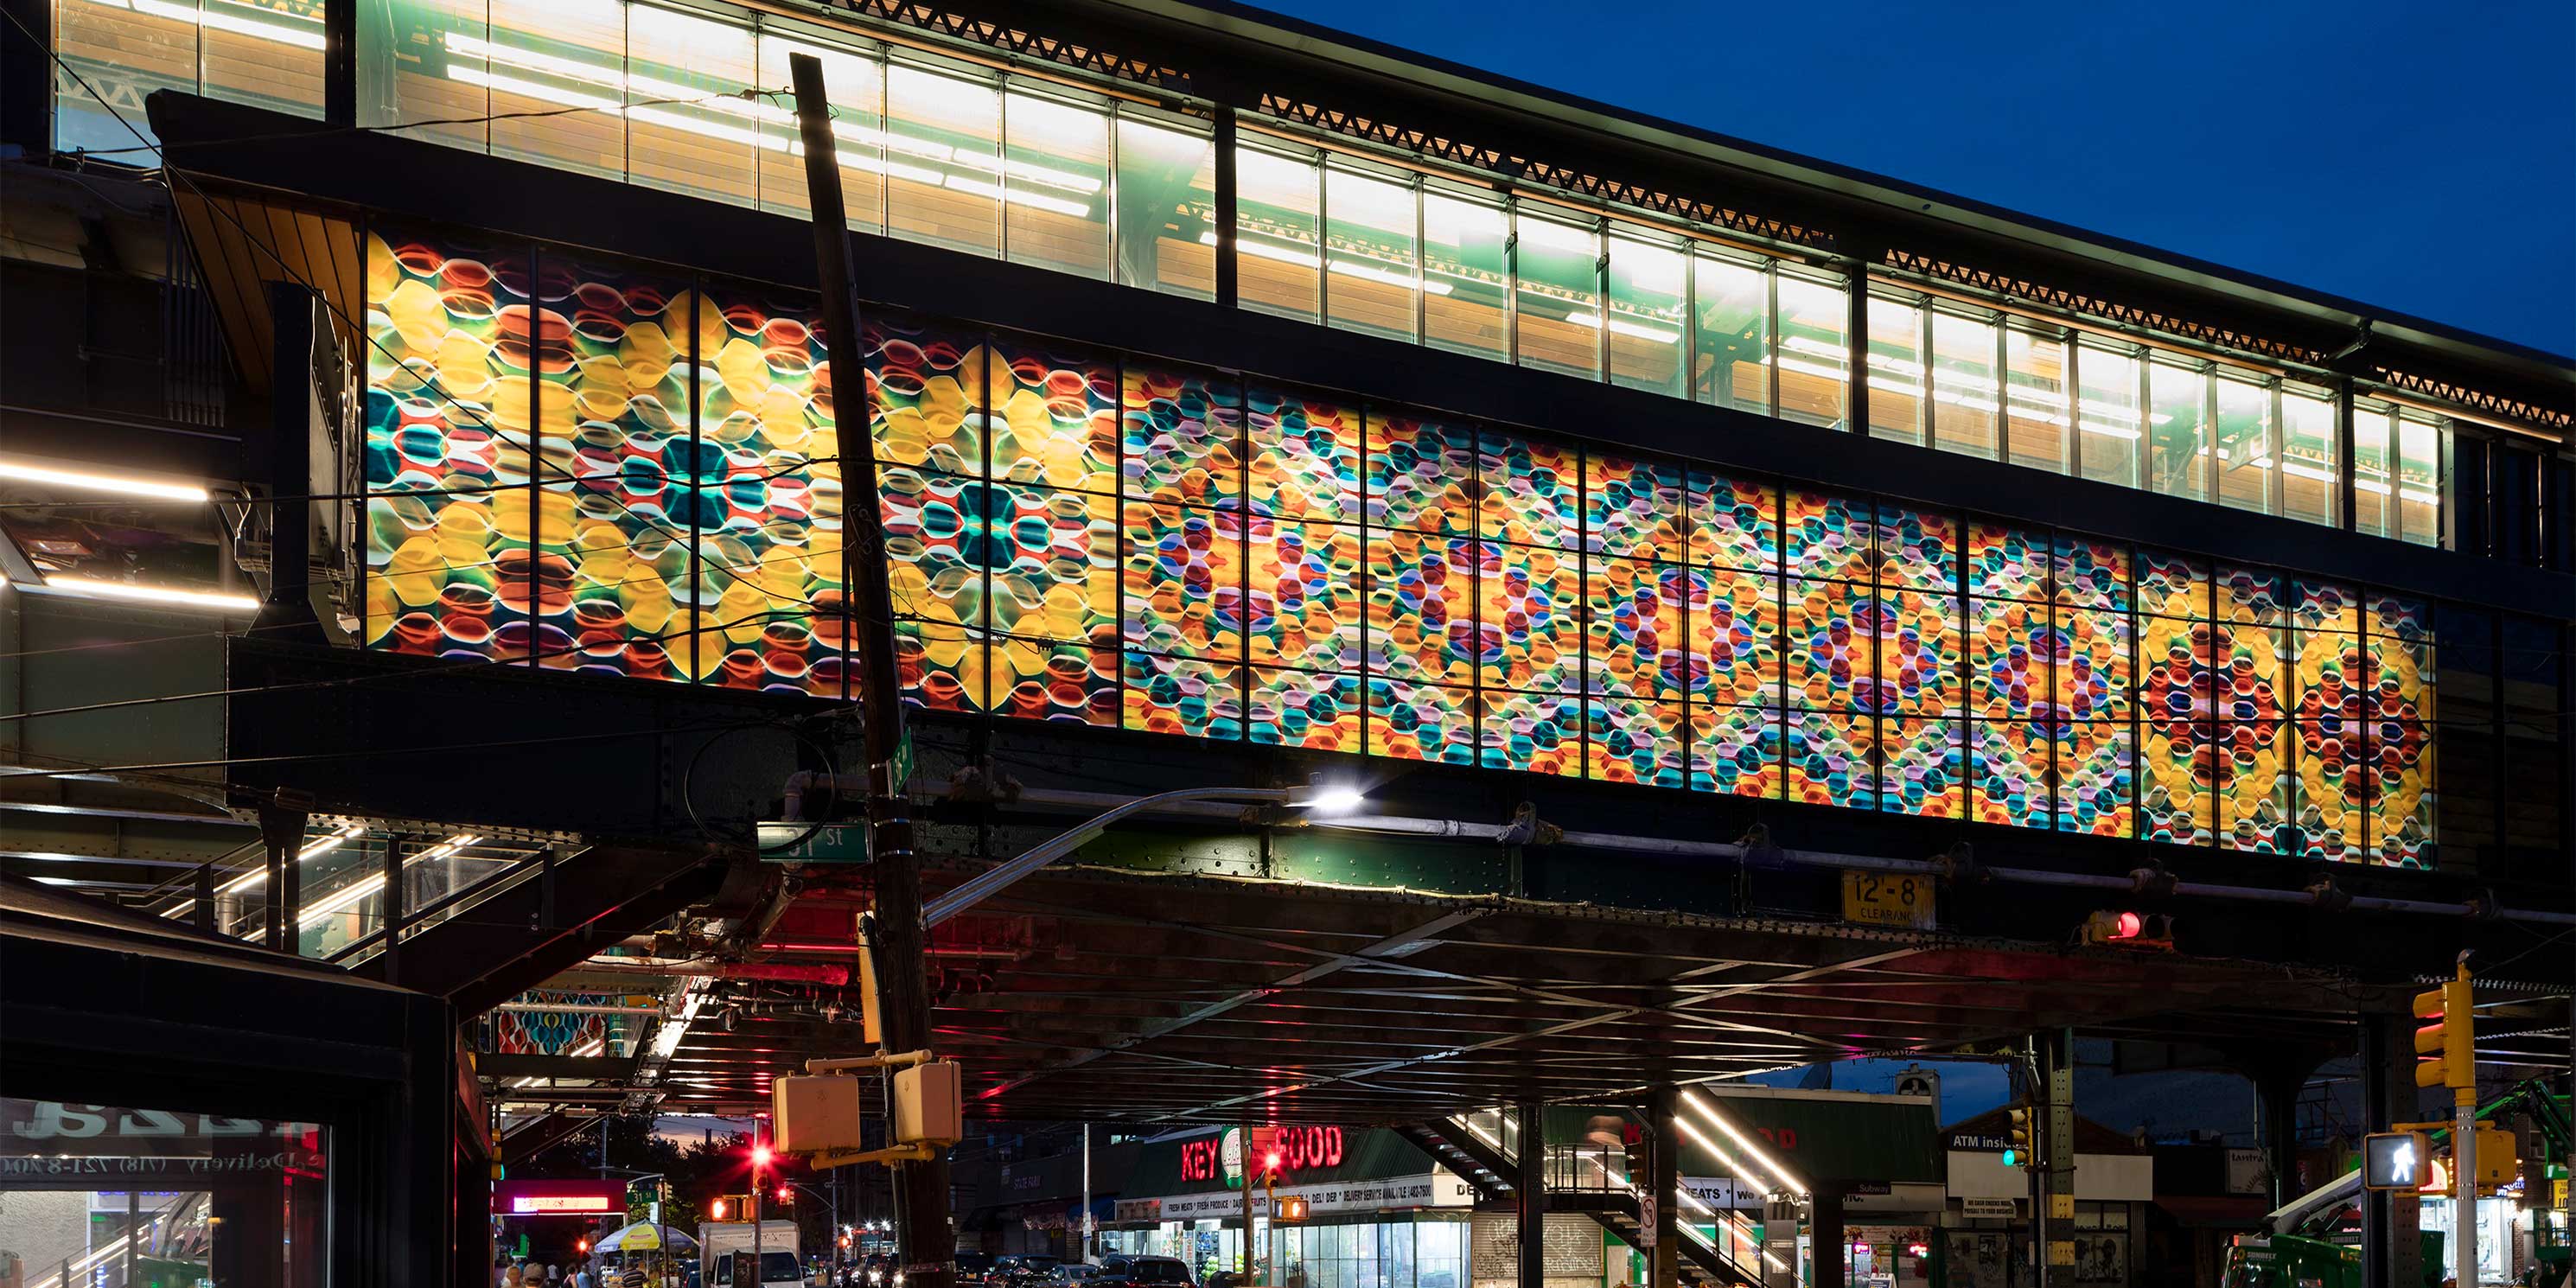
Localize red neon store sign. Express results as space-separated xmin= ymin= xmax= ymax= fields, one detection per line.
xmin=1178 ymin=1126 xmax=1346 ymax=1183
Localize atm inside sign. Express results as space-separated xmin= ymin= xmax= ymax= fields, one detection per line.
xmin=1842 ymin=871 xmax=1934 ymax=929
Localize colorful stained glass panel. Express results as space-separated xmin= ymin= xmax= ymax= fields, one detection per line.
xmin=1368 ymin=411 xmax=1477 ymax=534
xmin=692 ymin=284 xmax=838 ymax=693
xmin=1583 ymin=557 xmax=1686 ymax=699
xmin=1247 ymin=667 xmax=1361 ymax=751
xmin=1368 ymin=678 xmax=1477 ymax=766
xmin=1247 ymin=383 xmax=1360 ymax=521
xmin=1786 ymin=708 xmax=1874 ymax=810
xmin=364 ymin=228 xmax=530 ymax=663
xmin=1477 ymin=432 xmax=1579 ymax=549
xmin=1478 ymin=689 xmax=1583 ymax=776
xmin=1587 ymin=696 xmax=1687 ymax=787
xmin=1367 ymin=530 xmax=1475 ymax=683
xmin=1122 ymin=362 xmax=1242 ymax=509
xmin=1123 ymin=652 xmax=1243 ymax=740
xmin=1121 ymin=502 xmax=1245 ymax=660
xmin=1696 ymin=704 xmax=1782 ymax=798
xmin=1699 ymin=569 xmax=1777 ymax=708
xmin=1584 ymin=454 xmax=1687 ymax=559
xmin=991 ymin=334 xmax=1117 ymax=494
xmin=1247 ymin=518 xmax=1361 ymax=672
xmin=1477 ymin=544 xmax=1581 ymax=693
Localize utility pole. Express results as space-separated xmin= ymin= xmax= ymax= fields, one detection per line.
xmin=789 ymin=52 xmax=952 ymax=1288
xmin=1239 ymin=1120 xmax=1257 ymax=1285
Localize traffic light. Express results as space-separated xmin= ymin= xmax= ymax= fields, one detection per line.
xmin=2003 ymin=1105 xmax=2037 ymax=1170
xmin=779 ymin=1186 xmax=794 ymax=1205
xmin=711 ymin=1196 xmax=730 ymax=1221
xmin=577 ymin=1239 xmax=591 ymax=1256
xmin=2413 ymin=966 xmax=2475 ymax=1091
xmin=1272 ymin=1196 xmax=1310 ymax=1222
xmin=2080 ymin=910 xmax=2173 ymax=949
xmin=752 ymin=1144 xmax=775 ymax=1168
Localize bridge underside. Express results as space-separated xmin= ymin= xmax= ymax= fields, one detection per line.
xmin=651 ymin=864 xmax=2393 ymax=1124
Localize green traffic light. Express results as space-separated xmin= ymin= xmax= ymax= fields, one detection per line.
xmin=2000 ymin=1149 xmax=2019 ymax=1168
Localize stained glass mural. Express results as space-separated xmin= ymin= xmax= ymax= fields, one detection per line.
xmin=364 ymin=227 xmax=530 ymax=662
xmin=356 ymin=231 xmax=2452 ymax=862
xmin=869 ymin=319 xmax=992 ymax=710
xmin=1121 ymin=362 xmax=1242 ymax=510
xmin=992 ymin=335 xmax=1118 ymax=494
xmin=690 ymin=284 xmax=840 ymax=693
xmin=1247 ymin=383 xmax=1360 ymax=521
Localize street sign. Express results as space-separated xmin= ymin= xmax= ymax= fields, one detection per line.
xmin=2362 ymin=1132 xmax=2429 ymax=1190
xmin=1841 ymin=871 xmax=1934 ymax=929
xmin=758 ymin=822 xmax=871 ymax=864
xmin=1960 ymin=1198 xmax=2017 ymax=1219
xmin=1638 ymin=1195 xmax=1656 ymax=1247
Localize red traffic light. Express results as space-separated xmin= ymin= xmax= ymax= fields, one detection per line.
xmin=779 ymin=1187 xmax=794 ymax=1204
xmin=711 ymin=1198 xmax=730 ymax=1220
xmin=577 ymin=1240 xmax=590 ymax=1254
xmin=2111 ymin=912 xmax=2142 ymax=940
xmin=751 ymin=1145 xmax=774 ymax=1167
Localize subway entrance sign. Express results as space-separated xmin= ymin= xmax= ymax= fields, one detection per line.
xmin=2362 ymin=1132 xmax=2429 ymax=1190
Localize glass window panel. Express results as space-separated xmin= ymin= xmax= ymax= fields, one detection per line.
xmin=2354 ymin=402 xmax=2394 ymax=539
xmin=487 ymin=0 xmax=627 ymax=182
xmin=1514 ymin=207 xmax=1602 ymax=380
xmin=886 ymin=61 xmax=1001 ymax=256
xmin=1236 ymin=142 xmax=1322 ymax=322
xmin=1865 ymin=295 xmax=1923 ymax=444
xmin=1606 ymin=231 xmax=1688 ymax=397
xmin=358 ymin=0 xmax=491 ymax=150
xmin=625 ymin=3 xmax=757 ymax=207
xmin=1 ymin=1096 xmax=330 ymax=1287
xmin=56 ymin=0 xmax=197 ymax=153
xmin=1929 ymin=309 xmax=1999 ymax=459
xmin=1003 ymin=91 xmax=1112 ymax=279
xmin=201 ymin=0 xmax=326 ymax=120
xmin=1113 ymin=113 xmax=1215 ymax=299
xmin=2396 ymin=411 xmax=2443 ymax=546
xmin=2005 ymin=328 xmax=2069 ymax=473
xmin=2215 ymin=371 xmax=2274 ymax=515
xmin=1422 ymin=188 xmax=1509 ymax=360
xmin=756 ymin=27 xmax=884 ymax=231
xmin=1775 ymin=271 xmax=1849 ymax=430
xmin=1324 ymin=166 xmax=1422 ymax=342
xmin=2147 ymin=359 xmax=2210 ymax=503
xmin=1691 ymin=252 xmax=1769 ymax=414
xmin=2282 ymin=384 xmax=2339 ymax=527
xmin=2076 ymin=341 xmax=2143 ymax=488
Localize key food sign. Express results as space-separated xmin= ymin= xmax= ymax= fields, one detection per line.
xmin=1179 ymin=1125 xmax=1346 ymax=1189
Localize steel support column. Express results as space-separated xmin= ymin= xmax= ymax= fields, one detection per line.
xmin=1214 ymin=106 xmax=1239 ymax=309
xmin=2359 ymin=1011 xmax=2422 ymax=1288
xmin=2041 ymin=1029 xmax=2075 ymax=1286
xmin=1649 ymin=1087 xmax=1679 ymax=1288
xmin=1516 ymin=1101 xmax=1545 ymax=1288
xmin=2254 ymin=1064 xmax=2304 ymax=1209
xmin=1809 ymin=1186 xmax=1846 ymax=1288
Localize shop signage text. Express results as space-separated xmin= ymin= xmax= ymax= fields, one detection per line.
xmin=1180 ymin=1126 xmax=1345 ymax=1184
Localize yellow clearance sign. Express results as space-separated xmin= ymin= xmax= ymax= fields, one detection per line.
xmin=1842 ymin=871 xmax=1935 ymax=929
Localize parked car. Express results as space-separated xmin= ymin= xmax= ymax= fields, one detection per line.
xmin=1093 ymin=1256 xmax=1195 ymax=1288
xmin=954 ymin=1255 xmax=997 ymax=1283
xmin=1044 ymin=1266 xmax=1100 ymax=1288
xmin=985 ymin=1256 xmax=1060 ymax=1288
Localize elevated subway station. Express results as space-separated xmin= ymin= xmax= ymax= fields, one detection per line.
xmin=1 ymin=0 xmax=2573 ymax=1283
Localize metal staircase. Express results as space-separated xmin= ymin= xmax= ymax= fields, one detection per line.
xmin=1401 ymin=1113 xmax=1764 ymax=1288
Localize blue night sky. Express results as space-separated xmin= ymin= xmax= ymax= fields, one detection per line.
xmin=1259 ymin=0 xmax=2576 ymax=359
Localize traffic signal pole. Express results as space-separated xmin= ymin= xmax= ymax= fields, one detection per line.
xmin=2414 ymin=962 xmax=2477 ymax=1286
xmin=790 ymin=52 xmax=953 ymax=1288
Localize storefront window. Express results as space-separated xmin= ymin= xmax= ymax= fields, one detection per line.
xmin=0 ymin=1098 xmax=328 ymax=1288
